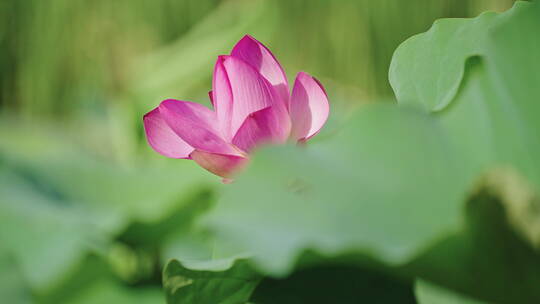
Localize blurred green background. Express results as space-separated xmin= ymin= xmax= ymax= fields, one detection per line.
xmin=0 ymin=0 xmax=516 ymax=303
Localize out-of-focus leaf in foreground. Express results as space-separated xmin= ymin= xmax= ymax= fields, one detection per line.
xmin=0 ymin=169 xmax=115 ymax=291
xmin=205 ymin=104 xmax=468 ymax=276
xmin=0 ymin=115 xmax=220 ymax=304
xmin=0 ymin=121 xmax=214 ymax=293
xmin=164 ymin=103 xmax=469 ymax=301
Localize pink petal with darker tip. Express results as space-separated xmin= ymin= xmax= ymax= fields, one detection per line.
xmin=143 ymin=107 xmax=194 ymax=159
xmin=208 ymin=90 xmax=214 ymax=107
xmin=231 ymin=35 xmax=290 ymax=106
xmin=290 ymin=72 xmax=330 ymax=141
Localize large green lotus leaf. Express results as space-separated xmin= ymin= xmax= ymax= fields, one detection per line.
xmin=437 ymin=55 xmax=540 ymax=237
xmin=415 ymin=280 xmax=487 ymax=304
xmin=432 ymin=2 xmax=540 ymax=249
xmin=478 ymin=1 xmax=540 ymax=188
xmin=163 ymin=259 xmax=260 ymax=304
xmin=202 ymin=103 xmax=469 ymax=276
xmin=162 ymin=105 xmax=467 ymax=301
xmin=437 ymin=3 xmax=540 ymax=187
xmin=393 ymin=0 xmax=540 ymax=242
xmin=389 ymin=1 xmax=531 ymax=111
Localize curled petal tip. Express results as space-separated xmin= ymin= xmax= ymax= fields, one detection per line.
xmin=231 ymin=35 xmax=290 ymax=105
xmin=290 ymin=72 xmax=330 ymax=141
xmin=217 ymin=54 xmax=230 ymax=62
xmin=240 ymin=34 xmax=254 ymax=41
xmin=237 ymin=34 xmax=259 ymax=44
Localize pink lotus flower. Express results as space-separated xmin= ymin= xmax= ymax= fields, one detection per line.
xmin=143 ymin=35 xmax=329 ymax=179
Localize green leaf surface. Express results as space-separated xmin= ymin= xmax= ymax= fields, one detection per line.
xmin=434 ymin=3 xmax=540 ymax=191
xmin=390 ymin=0 xmax=540 ymax=252
xmin=203 ymin=103 xmax=469 ymax=276
xmin=163 ymin=259 xmax=260 ymax=304
xmin=388 ymin=1 xmax=531 ymax=111
xmin=390 ymin=0 xmax=540 ymax=193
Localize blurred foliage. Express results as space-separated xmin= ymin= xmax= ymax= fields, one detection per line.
xmin=1 ymin=0 xmax=515 ymax=117
xmin=0 ymin=0 xmax=522 ymax=303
